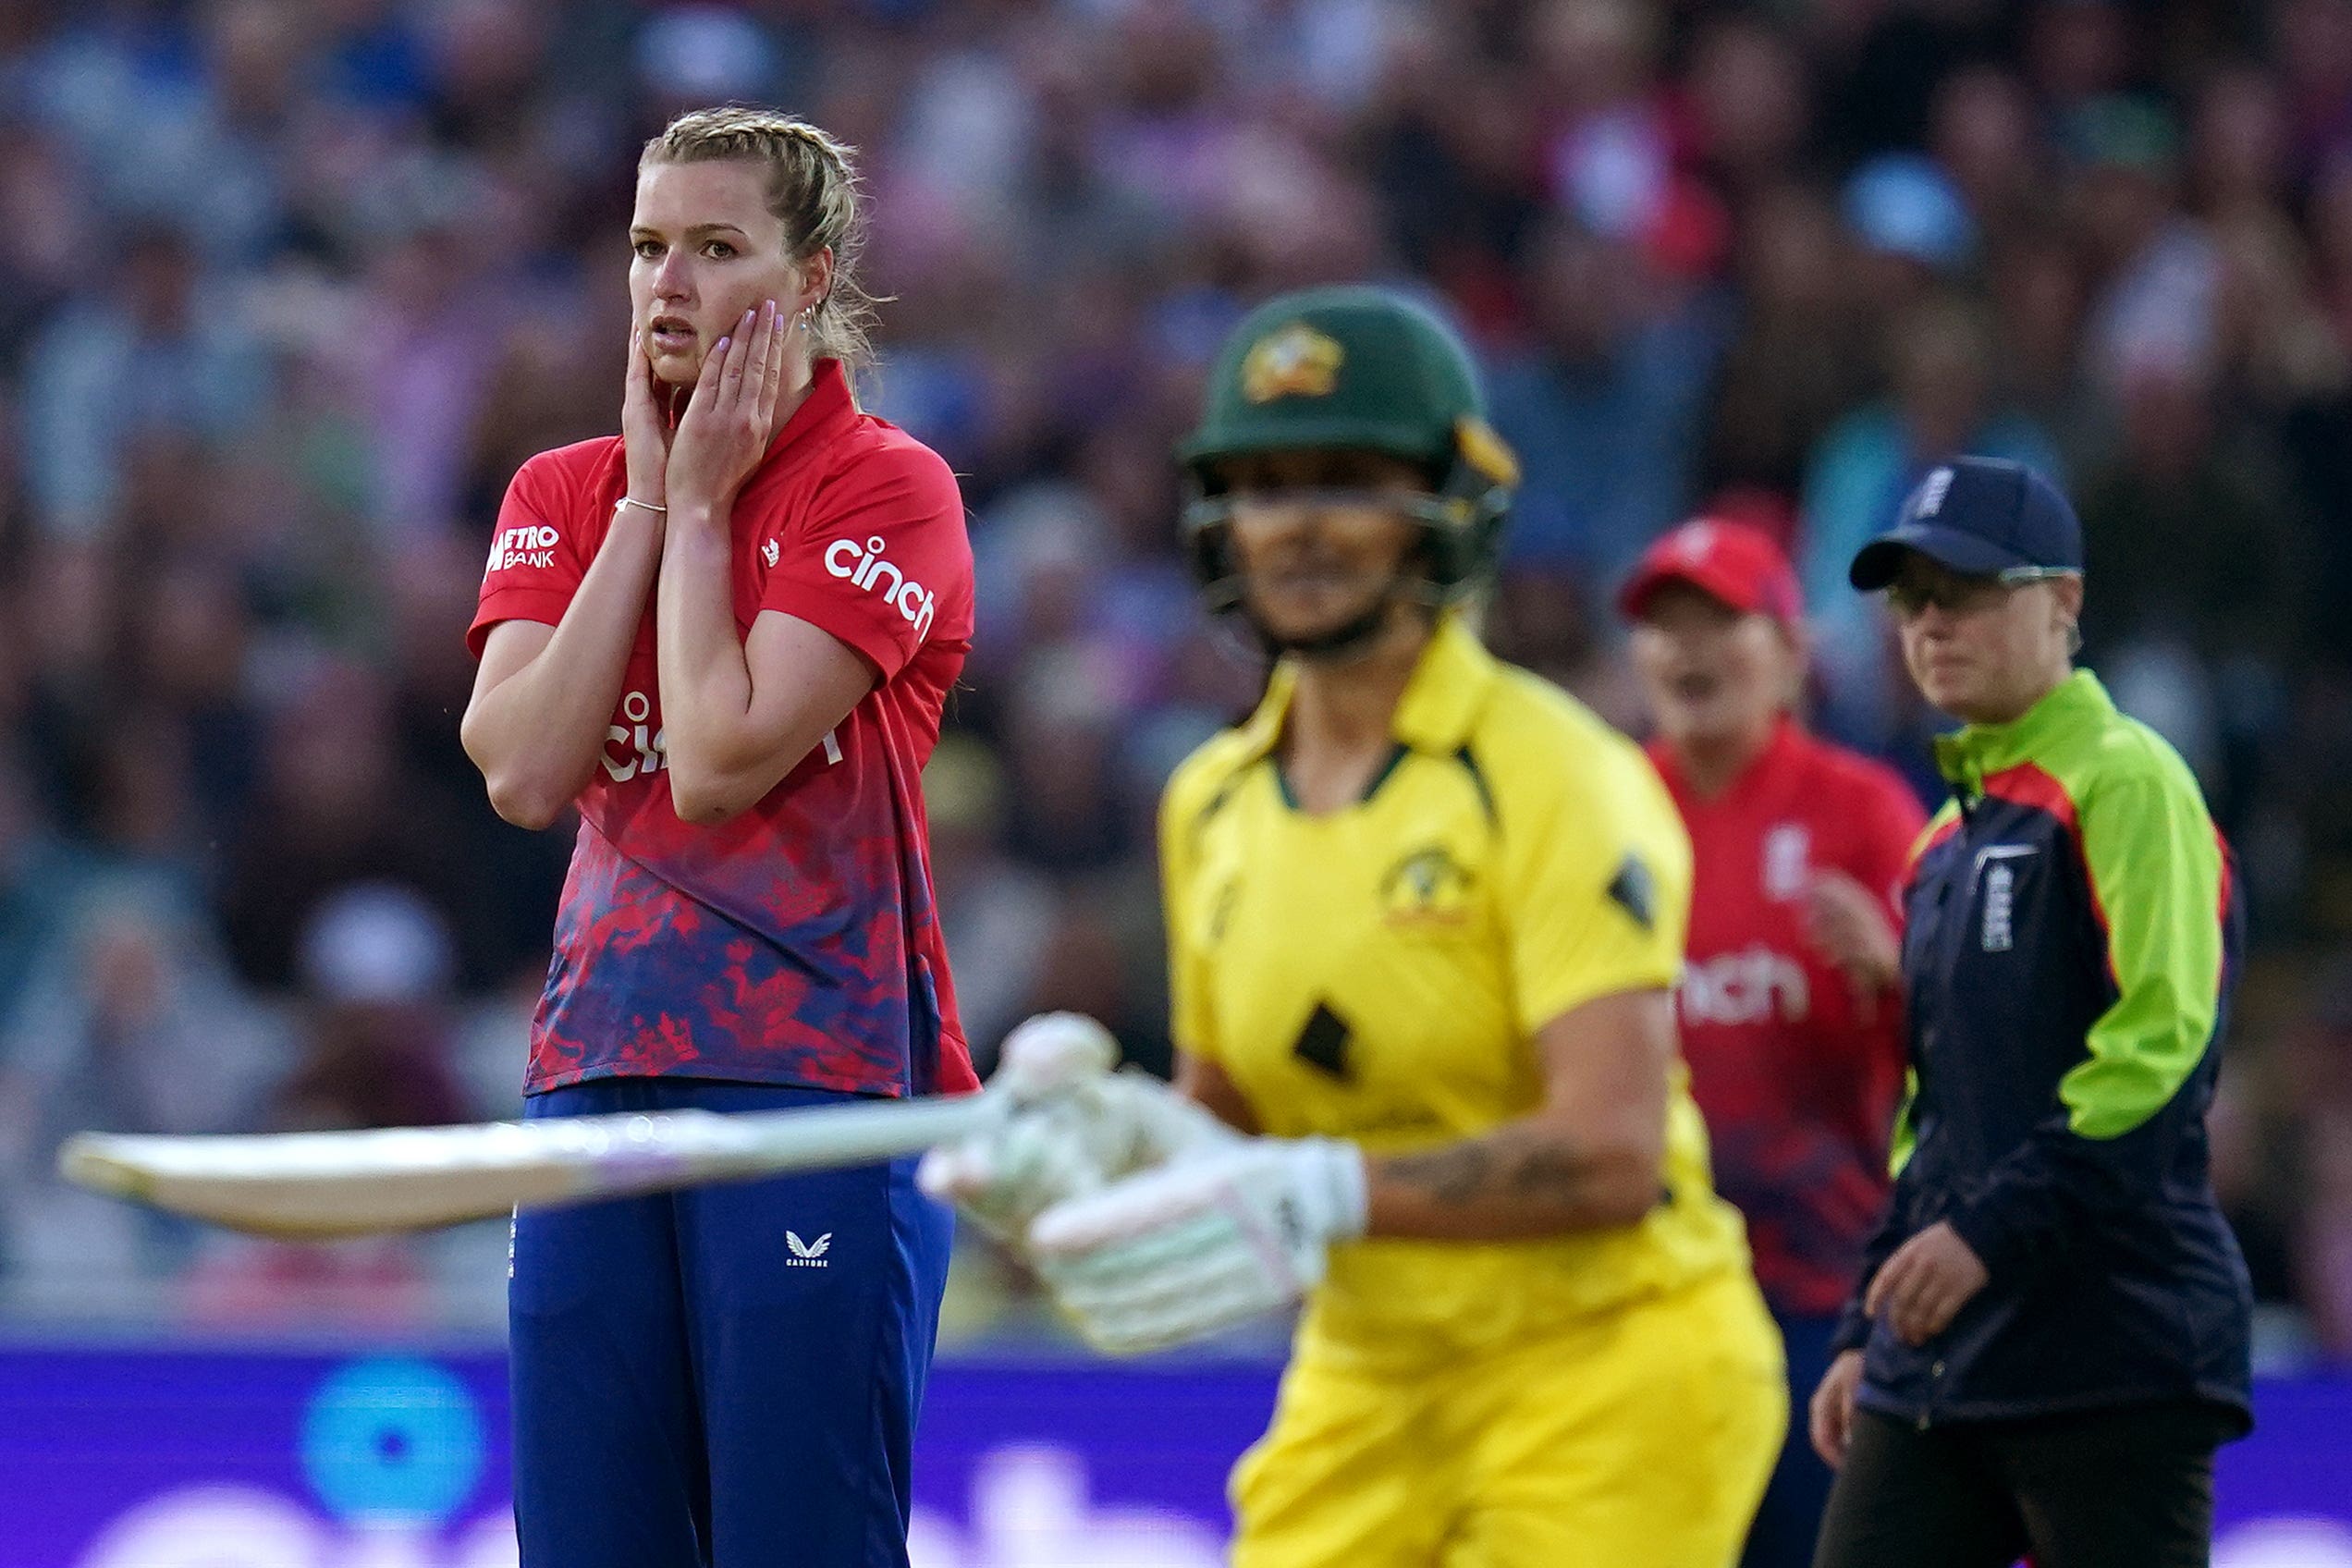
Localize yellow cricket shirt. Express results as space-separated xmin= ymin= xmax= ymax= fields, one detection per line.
xmin=1160 ymin=616 xmax=1751 ymax=1372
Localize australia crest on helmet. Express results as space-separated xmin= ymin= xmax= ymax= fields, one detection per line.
xmin=1241 ymin=322 xmax=1346 ymax=403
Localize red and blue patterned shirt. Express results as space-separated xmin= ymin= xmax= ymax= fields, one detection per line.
xmin=1650 ymin=720 xmax=1924 ymax=1317
xmin=469 ymin=359 xmax=981 ymax=1100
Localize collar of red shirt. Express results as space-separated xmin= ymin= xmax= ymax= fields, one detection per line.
xmin=761 ymin=356 xmax=859 ymax=472
xmin=1648 ymin=714 xmax=1805 ymax=806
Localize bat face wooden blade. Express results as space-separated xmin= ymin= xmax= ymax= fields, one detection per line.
xmin=56 ymin=1129 xmax=601 ymax=1238
xmin=53 ymin=1093 xmax=1000 ymax=1240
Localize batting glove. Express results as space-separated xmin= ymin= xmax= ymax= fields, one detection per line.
xmin=1025 ymin=1135 xmax=1368 ymax=1355
xmin=915 ymin=1013 xmax=1230 ymax=1243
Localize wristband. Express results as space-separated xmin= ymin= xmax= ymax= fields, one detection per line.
xmin=615 ymin=496 xmax=667 ymax=519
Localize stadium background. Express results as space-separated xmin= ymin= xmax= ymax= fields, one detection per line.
xmin=2 ymin=0 xmax=2351 ymax=1562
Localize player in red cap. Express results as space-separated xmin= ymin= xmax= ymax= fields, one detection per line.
xmin=1618 ymin=518 xmax=1926 ymax=1568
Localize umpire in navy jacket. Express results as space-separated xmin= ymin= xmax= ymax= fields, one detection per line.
xmin=1807 ymin=459 xmax=2252 ymax=1568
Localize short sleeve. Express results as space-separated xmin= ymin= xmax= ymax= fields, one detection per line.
xmin=760 ymin=442 xmax=972 ymax=681
xmin=469 ymin=453 xmax=591 ymax=658
xmin=1158 ymin=753 xmax=1223 ymax=1066
xmin=1499 ymin=741 xmax=1694 ymax=1031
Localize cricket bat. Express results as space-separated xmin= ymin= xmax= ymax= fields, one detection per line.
xmin=56 ymin=1092 xmax=1001 ymax=1241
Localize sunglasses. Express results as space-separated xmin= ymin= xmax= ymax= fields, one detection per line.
xmin=1884 ymin=566 xmax=2077 ymax=617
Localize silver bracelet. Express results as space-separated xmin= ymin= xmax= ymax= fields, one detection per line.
xmin=615 ymin=496 xmax=668 ymax=517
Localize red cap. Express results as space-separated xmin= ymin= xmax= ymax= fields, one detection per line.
xmin=1618 ymin=518 xmax=1804 ymax=625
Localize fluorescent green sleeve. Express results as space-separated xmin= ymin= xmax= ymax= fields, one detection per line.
xmin=1947 ymin=741 xmax=2232 ymax=1280
xmin=2061 ymin=765 xmax=2226 ymax=1139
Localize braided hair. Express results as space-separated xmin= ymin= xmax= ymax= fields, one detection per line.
xmin=640 ymin=106 xmax=880 ymax=367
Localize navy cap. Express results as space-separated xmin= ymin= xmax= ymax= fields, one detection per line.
xmin=1849 ymin=458 xmax=2083 ymax=590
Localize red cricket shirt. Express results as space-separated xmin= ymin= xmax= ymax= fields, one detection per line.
xmin=1651 ymin=719 xmax=1926 ymax=1316
xmin=470 ymin=359 xmax=980 ymax=1099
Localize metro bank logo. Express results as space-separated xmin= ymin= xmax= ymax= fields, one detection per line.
xmin=485 ymin=524 xmax=559 ymax=573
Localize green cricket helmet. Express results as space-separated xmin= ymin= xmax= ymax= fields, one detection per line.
xmin=1178 ymin=285 xmax=1521 ymax=603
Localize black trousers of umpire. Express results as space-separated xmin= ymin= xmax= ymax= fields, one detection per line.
xmin=1811 ymin=1402 xmax=2236 ymax=1568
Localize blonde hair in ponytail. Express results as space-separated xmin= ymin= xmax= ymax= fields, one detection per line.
xmin=641 ymin=106 xmax=880 ymax=367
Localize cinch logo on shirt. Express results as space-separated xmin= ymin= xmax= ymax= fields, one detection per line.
xmin=487 ymin=523 xmax=560 ymax=573
xmin=825 ymin=535 xmax=936 ymax=641
xmin=1681 ymin=945 xmax=1811 ymax=1026
xmin=601 ymin=689 xmax=666 ymax=783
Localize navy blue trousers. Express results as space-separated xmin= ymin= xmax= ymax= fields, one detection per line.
xmin=508 ymin=1078 xmax=955 ymax=1568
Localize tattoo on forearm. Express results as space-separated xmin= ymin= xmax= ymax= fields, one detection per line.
xmin=1386 ymin=1142 xmax=1495 ymax=1204
xmin=1384 ymin=1127 xmax=1596 ymax=1209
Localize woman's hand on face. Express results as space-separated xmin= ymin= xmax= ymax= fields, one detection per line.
xmin=666 ymin=299 xmax=790 ymax=521
xmin=621 ymin=326 xmax=674 ymax=519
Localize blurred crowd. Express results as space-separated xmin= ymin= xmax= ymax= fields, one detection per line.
xmin=2 ymin=0 xmax=2351 ymax=1362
